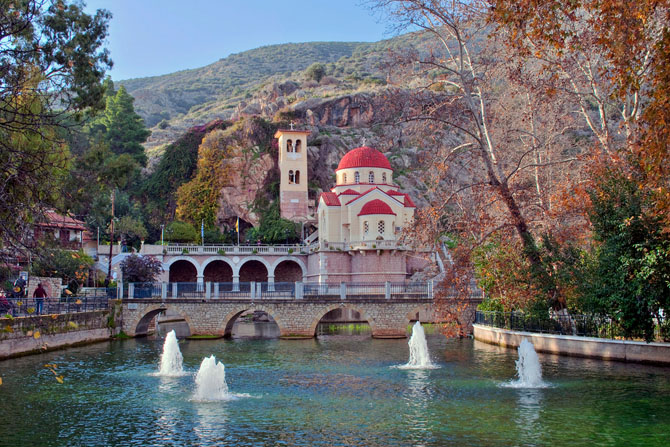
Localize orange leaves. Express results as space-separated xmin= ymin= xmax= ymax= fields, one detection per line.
xmin=44 ymin=364 xmax=64 ymax=384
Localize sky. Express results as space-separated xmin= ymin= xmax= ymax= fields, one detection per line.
xmin=83 ymin=0 xmax=392 ymax=81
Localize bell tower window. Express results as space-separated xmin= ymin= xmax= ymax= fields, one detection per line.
xmin=295 ymin=140 xmax=301 ymax=152
xmin=287 ymin=139 xmax=293 ymax=152
xmin=295 ymin=170 xmax=300 ymax=184
xmin=382 ymin=172 xmax=387 ymax=184
xmin=288 ymin=170 xmax=295 ymax=184
xmin=363 ymin=221 xmax=369 ymax=236
xmin=343 ymin=173 xmax=347 ymax=184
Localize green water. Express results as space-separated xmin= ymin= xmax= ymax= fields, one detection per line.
xmin=0 ymin=333 xmax=668 ymax=446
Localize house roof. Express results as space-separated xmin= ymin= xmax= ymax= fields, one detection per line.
xmin=37 ymin=211 xmax=87 ymax=231
xmin=319 ymin=192 xmax=341 ymax=206
xmin=358 ymin=199 xmax=397 ymax=216
xmin=336 ymin=146 xmax=392 ymax=171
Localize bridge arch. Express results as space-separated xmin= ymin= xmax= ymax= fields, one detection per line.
xmin=166 ymin=256 xmax=201 ymax=282
xmin=236 ymin=256 xmax=272 ymax=282
xmin=309 ymin=304 xmax=377 ymax=337
xmin=130 ymin=304 xmax=195 ymax=337
xmin=219 ymin=304 xmax=285 ymax=337
xmin=405 ymin=304 xmax=433 ymax=324
xmin=271 ymin=256 xmax=307 ymax=282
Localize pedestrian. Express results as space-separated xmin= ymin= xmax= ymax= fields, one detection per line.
xmin=13 ymin=276 xmax=26 ymax=298
xmin=33 ymin=282 xmax=48 ymax=315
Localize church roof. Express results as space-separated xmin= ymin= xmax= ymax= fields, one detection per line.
xmin=358 ymin=199 xmax=397 ymax=216
xmin=387 ymin=189 xmax=404 ymax=196
xmin=404 ymin=195 xmax=416 ymax=208
xmin=338 ymin=189 xmax=360 ymax=196
xmin=319 ymin=192 xmax=341 ymax=206
xmin=336 ymin=146 xmax=392 ymax=171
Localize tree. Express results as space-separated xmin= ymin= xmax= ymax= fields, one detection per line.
xmin=93 ymin=85 xmax=150 ymax=166
xmin=120 ymin=254 xmax=163 ymax=283
xmin=0 ymin=0 xmax=111 ymax=260
xmin=165 ymin=221 xmax=198 ymax=244
xmin=306 ymin=62 xmax=326 ymax=83
xmin=115 ymin=215 xmax=148 ymax=248
xmin=374 ymin=0 xmax=581 ymax=319
xmin=30 ymin=249 xmax=94 ymax=294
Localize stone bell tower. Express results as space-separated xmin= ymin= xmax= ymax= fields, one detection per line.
xmin=275 ymin=126 xmax=310 ymax=220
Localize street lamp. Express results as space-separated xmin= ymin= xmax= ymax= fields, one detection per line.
xmin=160 ymin=224 xmax=165 ymax=246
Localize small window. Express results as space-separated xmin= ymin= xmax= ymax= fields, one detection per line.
xmin=288 ymin=170 xmax=295 ymax=184
xmin=343 ymin=173 xmax=347 ymax=184
xmin=364 ymin=221 xmax=369 ymax=235
xmin=295 ymin=140 xmax=301 ymax=153
xmin=295 ymin=170 xmax=300 ymax=184
xmin=382 ymin=172 xmax=387 ymax=183
xmin=369 ymin=171 xmax=375 ymax=183
xmin=354 ymin=171 xmax=360 ymax=184
xmin=287 ymin=139 xmax=293 ymax=152
xmin=378 ymin=221 xmax=385 ymax=235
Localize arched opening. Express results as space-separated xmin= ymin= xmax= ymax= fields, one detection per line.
xmin=382 ymin=172 xmax=387 ymax=183
xmin=314 ymin=305 xmax=371 ymax=337
xmin=295 ymin=139 xmax=301 ymax=152
xmin=294 ymin=170 xmax=300 ymax=184
xmin=223 ymin=308 xmax=280 ymax=339
xmin=204 ymin=260 xmax=233 ymax=283
xmin=288 ymin=170 xmax=295 ymax=184
xmin=169 ymin=260 xmax=197 ymax=282
xmin=369 ymin=171 xmax=375 ymax=183
xmin=343 ymin=173 xmax=347 ymax=184
xmin=354 ymin=171 xmax=360 ymax=183
xmin=286 ymin=139 xmax=293 ymax=152
xmin=274 ymin=260 xmax=303 ymax=282
xmin=239 ymin=260 xmax=268 ymax=282
xmin=134 ymin=307 xmax=192 ymax=338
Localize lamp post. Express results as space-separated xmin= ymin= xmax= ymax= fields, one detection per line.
xmin=160 ymin=224 xmax=164 ymax=246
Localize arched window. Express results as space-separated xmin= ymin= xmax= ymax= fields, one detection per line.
xmin=382 ymin=172 xmax=387 ymax=184
xmin=295 ymin=170 xmax=300 ymax=184
xmin=378 ymin=221 xmax=385 ymax=235
xmin=295 ymin=140 xmax=301 ymax=152
xmin=369 ymin=171 xmax=375 ymax=183
xmin=287 ymin=139 xmax=293 ymax=152
xmin=343 ymin=173 xmax=347 ymax=184
xmin=288 ymin=170 xmax=295 ymax=184
xmin=363 ymin=221 xmax=369 ymax=236
xmin=354 ymin=171 xmax=360 ymax=184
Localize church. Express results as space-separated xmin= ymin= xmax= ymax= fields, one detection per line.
xmin=275 ymin=128 xmax=430 ymax=283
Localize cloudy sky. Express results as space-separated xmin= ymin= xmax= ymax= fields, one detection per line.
xmin=84 ymin=0 xmax=392 ymax=81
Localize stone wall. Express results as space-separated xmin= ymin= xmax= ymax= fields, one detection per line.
xmin=474 ymin=324 xmax=670 ymax=365
xmin=0 ymin=303 xmax=120 ymax=359
xmin=27 ymin=276 xmax=62 ymax=299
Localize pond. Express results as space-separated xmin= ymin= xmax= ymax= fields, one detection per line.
xmin=0 ymin=327 xmax=668 ymax=446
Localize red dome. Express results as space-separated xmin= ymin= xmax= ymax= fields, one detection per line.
xmin=357 ymin=199 xmax=397 ymax=216
xmin=336 ymin=146 xmax=392 ymax=171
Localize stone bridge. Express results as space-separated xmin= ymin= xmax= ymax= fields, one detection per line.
xmin=121 ymin=296 xmax=435 ymax=339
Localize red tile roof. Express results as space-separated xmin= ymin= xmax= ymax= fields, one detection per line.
xmin=38 ymin=211 xmax=86 ymax=230
xmin=320 ymin=192 xmax=341 ymax=206
xmin=358 ymin=199 xmax=397 ymax=216
xmin=404 ymin=194 xmax=416 ymax=208
xmin=387 ymin=189 xmax=404 ymax=196
xmin=338 ymin=189 xmax=360 ymax=196
xmin=336 ymin=146 xmax=392 ymax=171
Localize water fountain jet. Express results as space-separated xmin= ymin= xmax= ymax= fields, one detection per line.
xmin=396 ymin=321 xmax=439 ymax=369
xmin=156 ymin=329 xmax=185 ymax=377
xmin=194 ymin=355 xmax=232 ymax=401
xmin=504 ymin=338 xmax=548 ymax=388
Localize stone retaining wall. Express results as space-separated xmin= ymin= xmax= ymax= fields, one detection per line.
xmin=473 ymin=324 xmax=670 ymax=365
xmin=0 ymin=305 xmax=120 ymax=360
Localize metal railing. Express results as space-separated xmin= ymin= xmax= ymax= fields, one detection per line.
xmin=474 ymin=311 xmax=622 ymax=339
xmin=1 ymin=296 xmax=111 ymax=318
xmin=122 ymin=281 xmax=435 ymax=301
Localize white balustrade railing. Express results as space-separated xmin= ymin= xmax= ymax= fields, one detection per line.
xmin=163 ymin=244 xmax=308 ymax=256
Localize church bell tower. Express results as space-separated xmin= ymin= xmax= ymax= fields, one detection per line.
xmin=275 ymin=126 xmax=310 ymax=220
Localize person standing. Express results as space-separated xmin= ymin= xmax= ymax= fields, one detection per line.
xmin=33 ymin=283 xmax=48 ymax=315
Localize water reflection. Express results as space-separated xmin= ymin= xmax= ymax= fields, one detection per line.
xmin=194 ymin=402 xmax=229 ymax=446
xmin=152 ymin=405 xmax=182 ymax=445
xmin=515 ymin=388 xmax=544 ymax=444
xmin=403 ymin=369 xmax=434 ymax=444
